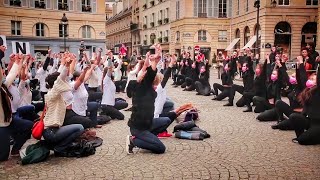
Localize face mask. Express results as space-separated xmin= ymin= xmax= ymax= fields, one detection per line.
xmin=14 ymin=78 xmax=19 ymax=84
xmin=306 ymin=80 xmax=316 ymax=89
xmin=289 ymin=77 xmax=297 ymax=85
xmin=200 ymin=68 xmax=205 ymax=73
xmin=241 ymin=66 xmax=247 ymax=72
xmin=47 ymin=66 xmax=52 ymax=71
xmin=271 ymin=74 xmax=278 ymax=82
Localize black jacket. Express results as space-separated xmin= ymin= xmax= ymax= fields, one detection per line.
xmin=242 ymin=70 xmax=254 ymax=92
xmin=128 ymin=66 xmax=157 ymax=130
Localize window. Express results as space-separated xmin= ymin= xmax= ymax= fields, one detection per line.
xmin=59 ymin=24 xmax=68 ymax=37
xmin=36 ymin=23 xmax=45 ymax=37
xmin=244 ymin=26 xmax=250 ymax=45
xmin=219 ymin=0 xmax=227 ymax=18
xmin=278 ymin=0 xmax=289 ymax=5
xmin=9 ymin=0 xmax=21 ymax=6
xmin=306 ymin=0 xmax=318 ymax=5
xmin=236 ymin=0 xmax=239 ymax=15
xmin=82 ymin=25 xmax=91 ymax=38
xmin=176 ymin=31 xmax=180 ymax=41
xmin=218 ymin=30 xmax=227 ymax=42
xmin=11 ymin=21 xmax=21 ymax=35
xmin=35 ymin=0 xmax=46 ymax=8
xmin=176 ymin=1 xmax=180 ymax=19
xmin=245 ymin=0 xmax=249 ymax=12
xmin=194 ymin=0 xmax=207 ymax=17
xmin=58 ymin=0 xmax=68 ymax=10
xmin=198 ymin=30 xmax=207 ymax=42
xmin=82 ymin=0 xmax=91 ymax=12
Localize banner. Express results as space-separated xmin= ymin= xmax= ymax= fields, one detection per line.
xmin=12 ymin=41 xmax=30 ymax=54
xmin=0 ymin=35 xmax=6 ymax=47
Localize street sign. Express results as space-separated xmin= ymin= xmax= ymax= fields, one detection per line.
xmin=12 ymin=41 xmax=30 ymax=54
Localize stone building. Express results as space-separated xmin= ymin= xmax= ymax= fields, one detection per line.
xmin=0 ymin=0 xmax=106 ymax=58
xmin=105 ymin=0 xmax=132 ymax=56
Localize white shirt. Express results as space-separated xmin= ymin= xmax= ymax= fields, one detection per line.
xmin=125 ymin=63 xmax=140 ymax=91
xmin=101 ymin=75 xmax=116 ymax=106
xmin=8 ymin=85 xmax=21 ymax=113
xmin=71 ymin=82 xmax=88 ymax=116
xmin=61 ymin=90 xmax=74 ymax=107
xmin=88 ymin=68 xmax=99 ymax=88
xmin=18 ymin=80 xmax=32 ymax=107
xmin=114 ymin=64 xmax=122 ymax=81
xmin=36 ymin=67 xmax=48 ymax=92
xmin=154 ymin=84 xmax=167 ymax=118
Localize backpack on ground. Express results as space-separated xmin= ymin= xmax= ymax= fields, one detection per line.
xmin=20 ymin=141 xmax=50 ymax=165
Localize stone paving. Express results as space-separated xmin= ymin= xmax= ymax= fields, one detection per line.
xmin=1 ymin=70 xmax=320 ymax=180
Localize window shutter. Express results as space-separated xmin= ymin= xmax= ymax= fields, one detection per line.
xmin=227 ymin=0 xmax=232 ymax=17
xmin=29 ymin=0 xmax=34 ymax=7
xmin=77 ymin=0 xmax=81 ymax=11
xmin=208 ymin=0 xmax=213 ymax=17
xmin=69 ymin=0 xmax=74 ymax=11
xmin=46 ymin=0 xmax=51 ymax=9
xmin=52 ymin=0 xmax=57 ymax=9
xmin=92 ymin=0 xmax=96 ymax=13
xmin=213 ymin=0 xmax=218 ymax=17
xmin=193 ymin=0 xmax=198 ymax=17
xmin=21 ymin=0 xmax=27 ymax=6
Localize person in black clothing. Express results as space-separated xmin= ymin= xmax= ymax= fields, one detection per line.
xmin=183 ymin=61 xmax=199 ymax=91
xmin=180 ymin=53 xmax=192 ymax=89
xmin=306 ymin=43 xmax=319 ymax=68
xmin=238 ymin=51 xmax=245 ymax=78
xmin=230 ymin=51 xmax=238 ymax=78
xmin=290 ymin=64 xmax=320 ymax=145
xmin=242 ymin=61 xmax=267 ymax=112
xmin=269 ymin=46 xmax=277 ymax=64
xmin=195 ymin=61 xmax=211 ymax=96
xmin=224 ymin=62 xmax=254 ymax=107
xmin=254 ymin=56 xmax=287 ymax=115
xmin=212 ymin=62 xmax=233 ymax=101
xmin=126 ymin=45 xmax=171 ymax=154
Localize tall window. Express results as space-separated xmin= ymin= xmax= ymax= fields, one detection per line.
xmin=59 ymin=24 xmax=68 ymax=37
xmin=176 ymin=31 xmax=180 ymax=41
xmin=176 ymin=1 xmax=180 ymax=19
xmin=36 ymin=23 xmax=45 ymax=37
xmin=236 ymin=0 xmax=239 ymax=15
xmin=219 ymin=0 xmax=227 ymax=18
xmin=245 ymin=0 xmax=249 ymax=12
xmin=218 ymin=30 xmax=227 ymax=42
xmin=82 ymin=0 xmax=91 ymax=12
xmin=194 ymin=0 xmax=207 ymax=17
xmin=35 ymin=0 xmax=46 ymax=9
xmin=278 ymin=0 xmax=289 ymax=5
xmin=306 ymin=0 xmax=318 ymax=5
xmin=9 ymin=0 xmax=21 ymax=6
xmin=244 ymin=26 xmax=250 ymax=45
xmin=82 ymin=25 xmax=91 ymax=38
xmin=11 ymin=21 xmax=21 ymax=36
xmin=198 ymin=30 xmax=207 ymax=42
xmin=58 ymin=0 xmax=68 ymax=10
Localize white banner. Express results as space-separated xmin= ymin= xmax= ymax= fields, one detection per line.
xmin=12 ymin=41 xmax=30 ymax=54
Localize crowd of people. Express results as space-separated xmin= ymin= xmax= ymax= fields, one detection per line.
xmin=0 ymin=41 xmax=319 ymax=162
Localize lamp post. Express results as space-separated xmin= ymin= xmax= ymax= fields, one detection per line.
xmin=61 ymin=13 xmax=68 ymax=52
xmin=254 ymin=0 xmax=260 ymax=56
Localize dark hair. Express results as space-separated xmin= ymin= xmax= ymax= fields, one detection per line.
xmin=45 ymin=72 xmax=60 ymax=89
xmin=298 ymin=73 xmax=316 ymax=105
xmin=72 ymin=71 xmax=81 ymax=81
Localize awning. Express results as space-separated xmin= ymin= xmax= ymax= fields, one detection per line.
xmin=225 ymin=38 xmax=240 ymax=51
xmin=242 ymin=35 xmax=260 ymax=49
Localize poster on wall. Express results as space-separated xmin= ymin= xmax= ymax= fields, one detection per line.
xmin=12 ymin=41 xmax=30 ymax=54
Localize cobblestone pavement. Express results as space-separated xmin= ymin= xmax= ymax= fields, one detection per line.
xmin=1 ymin=70 xmax=320 ymax=180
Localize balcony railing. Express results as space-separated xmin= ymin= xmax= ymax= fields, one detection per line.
xmin=58 ymin=4 xmax=68 ymax=10
xmin=82 ymin=5 xmax=92 ymax=12
xmin=10 ymin=0 xmax=21 ymax=6
xmin=150 ymin=0 xmax=155 ymax=6
xmin=198 ymin=13 xmax=207 ymax=18
xmin=163 ymin=37 xmax=168 ymax=42
xmin=218 ymin=14 xmax=227 ymax=18
xmin=158 ymin=37 xmax=162 ymax=43
xmin=164 ymin=18 xmax=169 ymax=24
xmin=35 ymin=1 xmax=46 ymax=8
xmin=130 ymin=23 xmax=139 ymax=30
xmin=150 ymin=22 xmax=154 ymax=27
xmin=158 ymin=20 xmax=162 ymax=25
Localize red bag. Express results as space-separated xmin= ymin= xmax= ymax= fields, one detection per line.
xmin=32 ymin=107 xmax=46 ymax=140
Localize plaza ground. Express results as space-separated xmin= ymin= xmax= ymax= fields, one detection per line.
xmin=1 ymin=70 xmax=320 ymax=180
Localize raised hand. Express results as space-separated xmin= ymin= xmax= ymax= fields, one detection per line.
xmin=296 ymin=56 xmax=303 ymax=65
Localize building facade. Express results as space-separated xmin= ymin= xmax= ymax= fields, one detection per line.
xmin=0 ymin=0 xmax=106 ymax=59
xmin=229 ymin=0 xmax=318 ymax=59
xmin=106 ymin=0 xmax=132 ymax=56
xmin=131 ymin=0 xmax=142 ymax=55
xmin=140 ymin=0 xmax=171 ymax=54
xmin=170 ymin=0 xmax=232 ymax=62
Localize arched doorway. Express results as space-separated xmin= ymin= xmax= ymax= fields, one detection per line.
xmin=301 ymin=22 xmax=317 ymax=48
xmin=274 ymin=21 xmax=291 ymax=57
xmin=244 ymin=26 xmax=250 ymax=46
xmin=235 ymin=28 xmax=240 ymax=49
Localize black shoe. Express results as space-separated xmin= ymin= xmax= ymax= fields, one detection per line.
xmin=292 ymin=138 xmax=299 ymax=144
xmin=223 ymin=103 xmax=233 ymax=106
xmin=271 ymin=124 xmax=279 ymax=129
xmin=126 ymin=135 xmax=134 ymax=154
xmin=243 ymin=107 xmax=252 ymax=112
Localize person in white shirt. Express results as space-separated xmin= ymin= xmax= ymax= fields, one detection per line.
xmin=101 ymin=59 xmax=128 ymax=120
xmin=113 ymin=59 xmax=126 ymax=92
xmin=36 ymin=50 xmax=53 ymax=102
xmin=124 ymin=58 xmax=143 ymax=92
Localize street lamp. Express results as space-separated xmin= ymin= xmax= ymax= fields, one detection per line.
xmin=61 ymin=13 xmax=68 ymax=52
xmin=254 ymin=0 xmax=260 ymax=56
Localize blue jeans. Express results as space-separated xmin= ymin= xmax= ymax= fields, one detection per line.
xmin=130 ymin=117 xmax=171 ymax=154
xmin=43 ymin=124 xmax=84 ymax=152
xmin=87 ymin=102 xmax=99 ymax=126
xmin=162 ymin=98 xmax=175 ymax=114
xmin=16 ymin=105 xmax=39 ymax=121
xmin=0 ymin=118 xmax=33 ymax=161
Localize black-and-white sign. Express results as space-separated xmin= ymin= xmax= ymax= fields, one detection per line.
xmin=0 ymin=35 xmax=7 ymax=47
xmin=12 ymin=41 xmax=30 ymax=54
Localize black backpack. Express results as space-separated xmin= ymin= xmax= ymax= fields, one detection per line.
xmin=55 ymin=140 xmax=96 ymax=158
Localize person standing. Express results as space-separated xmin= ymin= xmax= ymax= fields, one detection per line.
xmin=216 ymin=51 xmax=224 ymax=79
